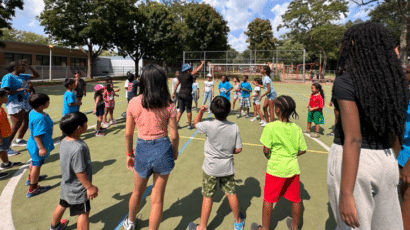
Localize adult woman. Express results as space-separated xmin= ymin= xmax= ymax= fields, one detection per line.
xmin=259 ymin=65 xmax=276 ymax=126
xmin=73 ymin=71 xmax=86 ymax=108
xmin=172 ymin=61 xmax=204 ymax=129
xmin=327 ymin=22 xmax=408 ymax=230
xmin=1 ymin=60 xmax=40 ymax=152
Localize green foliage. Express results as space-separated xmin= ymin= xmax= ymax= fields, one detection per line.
xmin=244 ymin=18 xmax=276 ymax=51
xmin=1 ymin=28 xmax=49 ymax=45
xmin=0 ymin=0 xmax=24 ymax=48
xmin=100 ymin=50 xmax=119 ymax=56
xmin=369 ymin=1 xmax=402 ymax=45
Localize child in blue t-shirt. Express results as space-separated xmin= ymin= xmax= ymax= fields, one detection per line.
xmin=26 ymin=93 xmax=54 ymax=198
xmin=237 ymin=75 xmax=252 ymax=119
xmin=62 ymin=79 xmax=81 ymax=117
xmin=218 ymin=76 xmax=233 ymax=101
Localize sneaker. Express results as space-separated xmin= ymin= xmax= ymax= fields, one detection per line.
xmin=250 ymin=223 xmax=261 ymax=230
xmin=49 ymin=218 xmax=69 ymax=230
xmin=286 ymin=217 xmax=299 ymax=230
xmin=237 ymin=114 xmax=241 ymax=119
xmin=95 ymin=131 xmax=106 ymax=137
xmin=123 ymin=215 xmax=136 ymax=230
xmin=242 ymin=111 xmax=246 ymax=116
xmin=187 ymin=222 xmax=198 ymax=230
xmin=11 ymin=139 xmax=27 ymax=147
xmin=121 ymin=112 xmax=127 ymax=118
xmin=26 ymin=185 xmax=51 ymax=198
xmin=311 ymin=133 xmax=320 ymax=138
xmin=101 ymin=122 xmax=110 ymax=129
xmin=187 ymin=125 xmax=194 ymax=130
xmin=260 ymin=121 xmax=267 ymax=127
xmin=234 ymin=213 xmax=245 ymax=230
xmin=303 ymin=130 xmax=310 ymax=134
xmin=6 ymin=148 xmax=20 ymax=157
xmin=250 ymin=117 xmax=257 ymax=122
xmin=326 ymin=132 xmax=335 ymax=137
xmin=1 ymin=161 xmax=22 ymax=170
xmin=25 ymin=174 xmax=48 ymax=186
xmin=245 ymin=114 xmax=250 ymax=118
xmin=0 ymin=172 xmax=9 ymax=179
xmin=259 ymin=120 xmax=264 ymax=125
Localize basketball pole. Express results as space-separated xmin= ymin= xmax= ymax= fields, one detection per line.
xmin=303 ymin=49 xmax=306 ymax=83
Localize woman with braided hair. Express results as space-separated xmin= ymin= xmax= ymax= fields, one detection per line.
xmin=327 ymin=22 xmax=409 ymax=230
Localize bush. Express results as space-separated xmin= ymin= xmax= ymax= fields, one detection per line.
xmin=168 ymin=73 xmax=175 ymax=78
xmin=273 ymin=74 xmax=281 ymax=82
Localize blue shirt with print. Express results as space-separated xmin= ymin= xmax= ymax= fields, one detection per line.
xmin=27 ymin=110 xmax=54 ymax=161
xmin=240 ymin=82 xmax=252 ymax=98
xmin=398 ymin=99 xmax=410 ymax=167
xmin=262 ymin=75 xmax=276 ymax=95
xmin=219 ymin=81 xmax=233 ymax=101
xmin=62 ymin=91 xmax=79 ymax=117
xmin=1 ymin=73 xmax=31 ymax=104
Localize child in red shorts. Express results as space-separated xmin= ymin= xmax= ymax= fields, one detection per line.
xmin=251 ymin=95 xmax=307 ymax=230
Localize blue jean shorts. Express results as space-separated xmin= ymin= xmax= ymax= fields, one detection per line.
xmin=6 ymin=100 xmax=31 ymax=115
xmin=266 ymin=92 xmax=277 ymax=101
xmin=134 ymin=136 xmax=175 ymax=178
xmin=0 ymin=137 xmax=11 ymax=152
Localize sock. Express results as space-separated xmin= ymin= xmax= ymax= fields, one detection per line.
xmin=29 ymin=183 xmax=38 ymax=192
xmin=16 ymin=138 xmax=22 ymax=142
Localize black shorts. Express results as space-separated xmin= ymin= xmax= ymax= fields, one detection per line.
xmin=96 ymin=103 xmax=105 ymax=117
xmin=178 ymin=94 xmax=192 ymax=113
xmin=59 ymin=199 xmax=91 ymax=216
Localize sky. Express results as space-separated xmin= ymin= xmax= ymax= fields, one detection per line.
xmin=12 ymin=0 xmax=370 ymax=52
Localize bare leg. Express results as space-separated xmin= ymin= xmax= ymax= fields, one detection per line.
xmin=77 ymin=211 xmax=90 ymax=230
xmin=0 ymin=151 xmax=9 ymax=163
xmin=149 ymin=173 xmax=170 ymax=230
xmin=306 ymin=122 xmax=312 ymax=132
xmin=261 ymin=201 xmax=274 ymax=230
xmin=401 ymin=182 xmax=410 ymax=230
xmin=103 ymin=109 xmax=108 ymax=123
xmin=256 ymin=105 xmax=264 ymax=119
xmin=128 ymin=172 xmax=149 ymax=222
xmin=290 ymin=202 xmax=301 ymax=230
xmin=246 ymin=108 xmax=249 ymax=115
xmin=187 ymin=112 xmax=192 ymax=126
xmin=253 ymin=105 xmax=257 ymax=117
xmin=232 ymin=98 xmax=237 ymax=111
xmin=9 ymin=112 xmax=23 ymax=141
xmin=96 ymin=117 xmax=102 ymax=131
xmin=268 ymin=100 xmax=275 ymax=122
xmin=176 ymin=112 xmax=183 ymax=124
xmin=109 ymin=109 xmax=114 ymax=122
xmin=17 ymin=111 xmax=29 ymax=139
xmin=51 ymin=204 xmax=67 ymax=227
xmin=30 ymin=165 xmax=42 ymax=184
xmin=263 ymin=99 xmax=269 ymax=122
xmin=226 ymin=194 xmax=241 ymax=223
xmin=198 ymin=196 xmax=213 ymax=230
xmin=315 ymin=124 xmax=320 ymax=134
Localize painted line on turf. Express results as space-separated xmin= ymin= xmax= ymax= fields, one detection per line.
xmin=114 ymin=113 xmax=212 ymax=230
xmin=284 ymin=88 xmax=334 ymax=114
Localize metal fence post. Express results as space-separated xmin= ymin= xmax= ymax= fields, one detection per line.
xmin=41 ymin=66 xmax=44 ymax=82
xmin=204 ymin=51 xmax=206 ymax=78
xmin=183 ymin=51 xmax=185 ymax=64
xmin=303 ymin=49 xmax=306 ymax=83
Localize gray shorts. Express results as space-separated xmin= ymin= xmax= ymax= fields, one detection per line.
xmin=327 ymin=144 xmax=403 ymax=230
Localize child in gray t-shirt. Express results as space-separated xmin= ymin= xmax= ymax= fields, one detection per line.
xmin=49 ymin=112 xmax=98 ymax=230
xmin=187 ymin=96 xmax=245 ymax=230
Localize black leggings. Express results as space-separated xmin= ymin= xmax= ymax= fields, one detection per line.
xmin=178 ymin=94 xmax=192 ymax=114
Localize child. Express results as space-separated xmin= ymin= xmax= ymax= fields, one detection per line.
xmin=250 ymin=78 xmax=264 ymax=122
xmin=26 ymin=80 xmax=35 ymax=98
xmin=304 ymin=82 xmax=325 ymax=138
xmin=251 ymin=95 xmax=307 ymax=230
xmin=127 ymin=73 xmax=139 ymax=103
xmin=62 ymin=78 xmax=81 ymax=117
xmin=103 ymin=83 xmax=118 ymax=125
xmin=93 ymin=85 xmax=106 ymax=137
xmin=237 ymin=75 xmax=252 ymax=119
xmin=26 ymin=93 xmax=54 ymax=198
xmin=188 ymin=96 xmax=245 ymax=230
xmin=172 ymin=71 xmax=181 ymax=111
xmin=105 ymin=76 xmax=120 ymax=93
xmin=218 ymin=76 xmax=233 ymax=102
xmin=232 ymin=77 xmax=241 ymax=112
xmin=123 ymin=64 xmax=179 ymax=230
xmin=49 ymin=112 xmax=98 ymax=230
xmin=259 ymin=66 xmax=277 ymax=126
xmin=73 ymin=71 xmax=86 ymax=108
xmin=192 ymin=77 xmax=199 ymax=111
xmin=0 ymin=89 xmax=22 ymax=179
xmin=202 ymin=73 xmax=214 ymax=113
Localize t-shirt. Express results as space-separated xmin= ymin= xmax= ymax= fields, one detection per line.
xmin=204 ymin=80 xmax=214 ymax=92
xmin=27 ymin=110 xmax=54 ymax=161
xmin=124 ymin=80 xmax=129 ymax=98
xmin=309 ymin=94 xmax=324 ymax=111
xmin=74 ymin=79 xmax=86 ymax=97
xmin=240 ymin=82 xmax=252 ymax=98
xmin=0 ymin=107 xmax=11 ymax=138
xmin=1 ymin=73 xmax=31 ymax=104
xmin=253 ymin=86 xmax=261 ymax=99
xmin=127 ymin=95 xmax=177 ymax=140
xmin=332 ymin=73 xmax=391 ymax=149
xmin=59 ymin=138 xmax=92 ymax=204
xmin=219 ymin=81 xmax=233 ymax=101
xmin=127 ymin=80 xmax=139 ymax=101
xmin=398 ymin=98 xmax=410 ymax=167
xmin=260 ymin=121 xmax=307 ymax=178
xmin=192 ymin=82 xmax=199 ymax=95
xmin=262 ymin=75 xmax=276 ymax=96
xmin=196 ymin=119 xmax=242 ymax=177
xmin=63 ymin=91 xmax=79 ymax=117
xmin=177 ymin=72 xmax=193 ymax=96
xmin=172 ymin=78 xmax=181 ymax=94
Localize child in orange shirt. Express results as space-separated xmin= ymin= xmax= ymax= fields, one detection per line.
xmin=0 ymin=89 xmax=22 ymax=179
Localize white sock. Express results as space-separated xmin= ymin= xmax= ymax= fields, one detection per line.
xmin=16 ymin=139 xmax=22 ymax=142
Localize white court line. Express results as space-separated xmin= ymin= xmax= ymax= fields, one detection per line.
xmin=304 ymin=133 xmax=330 ymax=151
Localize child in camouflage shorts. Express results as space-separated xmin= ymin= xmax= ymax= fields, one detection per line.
xmin=188 ymin=96 xmax=245 ymax=230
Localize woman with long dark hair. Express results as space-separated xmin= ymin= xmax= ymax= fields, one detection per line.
xmin=327 ymin=22 xmax=408 ymax=229
xmin=124 ymin=64 xmax=179 ymax=230
xmin=1 ymin=60 xmax=40 ymax=155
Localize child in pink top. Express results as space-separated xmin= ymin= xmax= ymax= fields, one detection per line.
xmin=123 ymin=64 xmax=179 ymax=230
xmin=103 ymin=83 xmax=118 ymax=125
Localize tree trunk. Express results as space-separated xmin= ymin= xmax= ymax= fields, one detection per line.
xmin=400 ymin=22 xmax=409 ymax=69
xmin=321 ymin=51 xmax=328 ymax=79
xmin=135 ymin=58 xmax=139 ymax=76
xmin=87 ymin=53 xmax=93 ymax=79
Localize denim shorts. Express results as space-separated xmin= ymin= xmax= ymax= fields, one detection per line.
xmin=0 ymin=137 xmax=11 ymax=152
xmin=32 ymin=159 xmax=45 ymax=167
xmin=134 ymin=136 xmax=175 ymax=178
xmin=266 ymin=92 xmax=277 ymax=101
xmin=6 ymin=100 xmax=31 ymax=115
xmin=96 ymin=103 xmax=105 ymax=117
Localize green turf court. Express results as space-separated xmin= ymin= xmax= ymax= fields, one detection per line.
xmin=0 ymin=79 xmax=337 ymax=230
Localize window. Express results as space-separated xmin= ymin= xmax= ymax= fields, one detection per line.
xmin=36 ymin=55 xmax=50 ymax=65
xmin=4 ymin=53 xmax=32 ymax=65
xmin=70 ymin=57 xmax=86 ymax=67
xmin=52 ymin=56 xmax=67 ymax=66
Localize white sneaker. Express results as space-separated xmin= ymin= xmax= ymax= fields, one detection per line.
xmin=250 ymin=117 xmax=257 ymax=122
xmin=123 ymin=216 xmax=136 ymax=230
xmin=259 ymin=120 xmax=264 ymax=125
xmin=237 ymin=114 xmax=241 ymax=119
xmin=260 ymin=121 xmax=267 ymax=127
xmin=242 ymin=111 xmax=246 ymax=115
xmin=11 ymin=139 xmax=27 ymax=147
xmin=245 ymin=114 xmax=250 ymax=118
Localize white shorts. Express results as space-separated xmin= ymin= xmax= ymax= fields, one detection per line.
xmin=253 ymin=98 xmax=261 ymax=105
xmin=234 ymin=93 xmax=241 ymax=100
xmin=6 ymin=100 xmax=31 ymax=115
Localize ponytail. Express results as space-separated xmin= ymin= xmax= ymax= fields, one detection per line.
xmin=312 ymin=82 xmax=325 ymax=101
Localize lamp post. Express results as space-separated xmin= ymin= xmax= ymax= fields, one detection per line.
xmin=48 ymin=45 xmax=53 ymax=81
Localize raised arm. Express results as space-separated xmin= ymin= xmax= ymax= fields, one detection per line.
xmin=191 ymin=61 xmax=205 ymax=76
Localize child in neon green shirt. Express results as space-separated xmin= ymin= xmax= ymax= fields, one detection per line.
xmin=251 ymin=95 xmax=307 ymax=230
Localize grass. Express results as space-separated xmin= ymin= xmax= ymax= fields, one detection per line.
xmin=1 ymin=80 xmax=336 ymax=230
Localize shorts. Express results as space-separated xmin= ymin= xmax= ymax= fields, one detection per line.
xmin=177 ymin=94 xmax=192 ymax=114
xmin=234 ymin=93 xmax=241 ymax=100
xmin=308 ymin=111 xmax=324 ymax=125
xmin=134 ymin=136 xmax=175 ymax=179
xmin=264 ymin=173 xmax=301 ymax=203
xmin=31 ymin=159 xmax=45 ymax=167
xmin=253 ymin=97 xmax=261 ymax=105
xmin=192 ymin=93 xmax=198 ymax=103
xmin=240 ymin=97 xmax=251 ymax=109
xmin=6 ymin=100 xmax=31 ymax=115
xmin=105 ymin=101 xmax=115 ymax=109
xmin=59 ymin=199 xmax=91 ymax=216
xmin=95 ymin=103 xmax=105 ymax=117
xmin=202 ymin=173 xmax=236 ymax=198
xmin=266 ymin=92 xmax=277 ymax=101
xmin=0 ymin=137 xmax=11 ymax=152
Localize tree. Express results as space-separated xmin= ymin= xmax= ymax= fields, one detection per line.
xmin=182 ymin=3 xmax=230 ymax=51
xmin=39 ymin=0 xmax=120 ymax=78
xmin=244 ymin=18 xmax=276 ymax=51
xmin=278 ymin=0 xmax=348 ymax=78
xmin=369 ymin=1 xmax=402 ymax=45
xmin=0 ymin=0 xmax=24 ymax=48
xmin=100 ymin=50 xmax=119 ymax=56
xmin=1 ymin=28 xmax=49 ymax=45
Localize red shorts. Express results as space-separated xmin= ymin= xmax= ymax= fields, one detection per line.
xmin=264 ymin=173 xmax=301 ymax=203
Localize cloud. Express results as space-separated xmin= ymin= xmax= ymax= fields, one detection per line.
xmin=28 ymin=20 xmax=36 ymax=27
xmin=353 ymin=9 xmax=368 ymax=19
xmin=270 ymin=2 xmax=290 ymax=37
xmin=228 ymin=32 xmax=248 ymax=51
xmin=17 ymin=0 xmax=44 ymax=18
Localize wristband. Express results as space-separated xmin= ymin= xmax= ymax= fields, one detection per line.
xmin=126 ymin=149 xmax=135 ymax=157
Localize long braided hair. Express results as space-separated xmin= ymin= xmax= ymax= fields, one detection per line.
xmin=337 ymin=22 xmax=409 ymax=144
xmin=275 ymin=95 xmax=299 ymax=120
